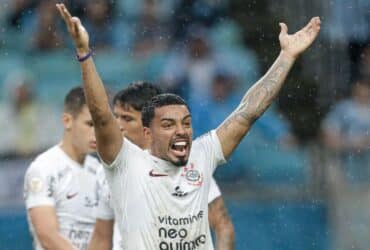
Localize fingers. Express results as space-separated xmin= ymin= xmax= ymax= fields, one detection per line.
xmin=279 ymin=22 xmax=288 ymax=36
xmin=56 ymin=3 xmax=73 ymax=26
xmin=312 ymin=16 xmax=321 ymax=31
xmin=304 ymin=16 xmax=321 ymax=33
xmin=71 ymin=17 xmax=82 ymax=36
xmin=56 ymin=4 xmax=65 ymax=19
xmin=56 ymin=3 xmax=83 ymax=36
xmin=58 ymin=3 xmax=72 ymax=19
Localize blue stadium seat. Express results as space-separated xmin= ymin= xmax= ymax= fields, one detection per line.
xmin=226 ymin=200 xmax=330 ymax=250
xmin=0 ymin=208 xmax=33 ymax=250
xmin=94 ymin=50 xmax=128 ymax=86
xmin=244 ymin=142 xmax=309 ymax=185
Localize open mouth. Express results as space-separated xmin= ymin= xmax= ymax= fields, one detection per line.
xmin=170 ymin=140 xmax=189 ymax=157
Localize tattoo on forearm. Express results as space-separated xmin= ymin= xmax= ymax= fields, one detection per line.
xmin=224 ymin=57 xmax=293 ymax=129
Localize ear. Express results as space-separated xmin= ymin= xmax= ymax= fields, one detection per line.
xmin=63 ymin=113 xmax=73 ymax=131
xmin=143 ymin=127 xmax=152 ymax=143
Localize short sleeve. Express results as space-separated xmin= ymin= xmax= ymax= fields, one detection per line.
xmin=24 ymin=160 xmax=56 ymax=209
xmin=196 ymin=130 xmax=226 ymax=173
xmin=207 ymin=177 xmax=221 ymax=204
xmin=99 ymin=138 xmax=141 ymax=170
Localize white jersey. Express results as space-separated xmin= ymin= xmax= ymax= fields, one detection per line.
xmin=96 ymin=167 xmax=222 ymax=250
xmin=95 ymin=167 xmax=124 ymax=250
xmin=102 ymin=130 xmax=225 ymax=250
xmin=24 ymin=145 xmax=102 ymax=250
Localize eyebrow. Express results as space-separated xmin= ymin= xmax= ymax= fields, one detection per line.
xmin=160 ymin=114 xmax=192 ymax=122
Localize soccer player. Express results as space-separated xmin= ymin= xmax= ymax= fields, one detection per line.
xmin=24 ymin=87 xmax=102 ymax=250
xmin=88 ymin=82 xmax=234 ymax=249
xmin=57 ymin=3 xmax=320 ymax=249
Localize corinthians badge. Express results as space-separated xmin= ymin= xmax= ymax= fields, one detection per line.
xmin=182 ymin=163 xmax=203 ymax=186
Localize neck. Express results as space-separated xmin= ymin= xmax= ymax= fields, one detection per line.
xmin=142 ymin=142 xmax=150 ymax=150
xmin=60 ymin=138 xmax=86 ymax=165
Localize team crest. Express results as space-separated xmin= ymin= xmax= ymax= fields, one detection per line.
xmin=182 ymin=163 xmax=203 ymax=186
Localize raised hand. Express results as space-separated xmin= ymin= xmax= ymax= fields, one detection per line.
xmin=56 ymin=3 xmax=89 ymax=54
xmin=279 ymin=17 xmax=321 ymax=59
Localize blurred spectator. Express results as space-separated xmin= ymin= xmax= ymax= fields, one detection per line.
xmin=324 ymin=0 xmax=370 ymax=81
xmin=132 ymin=0 xmax=171 ymax=53
xmin=118 ymin=0 xmax=175 ymax=21
xmin=190 ymin=69 xmax=240 ymax=136
xmin=359 ymin=44 xmax=370 ymax=79
xmin=209 ymin=18 xmax=260 ymax=87
xmin=191 ymin=69 xmax=295 ymax=146
xmin=322 ymin=78 xmax=370 ymax=182
xmin=83 ymin=0 xmax=115 ymax=50
xmin=173 ymin=0 xmax=229 ymax=39
xmin=29 ymin=0 xmax=64 ymax=51
xmin=189 ymin=70 xmax=296 ymax=181
xmin=0 ymin=70 xmax=61 ymax=157
xmin=162 ymin=25 xmax=221 ymax=100
xmin=6 ymin=0 xmax=37 ymax=30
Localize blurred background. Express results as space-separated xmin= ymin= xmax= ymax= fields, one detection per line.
xmin=1 ymin=0 xmax=370 ymax=249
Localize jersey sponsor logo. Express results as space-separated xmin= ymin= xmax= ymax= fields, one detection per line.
xmin=149 ymin=169 xmax=168 ymax=177
xmin=158 ymin=211 xmax=204 ymax=226
xmin=172 ymin=186 xmax=188 ymax=197
xmin=68 ymin=229 xmax=91 ymax=250
xmin=66 ymin=192 xmax=78 ymax=199
xmin=159 ymin=234 xmax=206 ymax=250
xmin=181 ymin=163 xmax=203 ymax=186
xmin=158 ymin=211 xmax=207 ymax=249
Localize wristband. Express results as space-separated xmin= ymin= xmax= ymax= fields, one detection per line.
xmin=76 ymin=49 xmax=92 ymax=62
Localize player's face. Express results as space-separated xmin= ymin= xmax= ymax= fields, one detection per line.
xmin=70 ymin=106 xmax=96 ymax=154
xmin=147 ymin=105 xmax=192 ymax=167
xmin=113 ymin=104 xmax=147 ymax=149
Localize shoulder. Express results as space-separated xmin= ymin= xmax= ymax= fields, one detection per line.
xmin=331 ymin=100 xmax=353 ymax=113
xmin=192 ymin=130 xmax=219 ymax=149
xmin=115 ymin=137 xmax=147 ymax=160
xmin=26 ymin=146 xmax=61 ymax=174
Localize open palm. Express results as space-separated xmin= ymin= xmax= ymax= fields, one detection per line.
xmin=56 ymin=3 xmax=89 ymax=52
xmin=279 ymin=17 xmax=321 ymax=59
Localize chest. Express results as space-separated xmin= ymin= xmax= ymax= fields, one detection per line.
xmin=125 ymin=160 xmax=210 ymax=213
xmin=53 ymin=166 xmax=99 ymax=212
xmin=341 ymin=111 xmax=370 ymax=135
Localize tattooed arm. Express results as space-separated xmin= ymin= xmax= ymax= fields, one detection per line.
xmin=217 ymin=17 xmax=321 ymax=158
xmin=209 ymin=197 xmax=235 ymax=250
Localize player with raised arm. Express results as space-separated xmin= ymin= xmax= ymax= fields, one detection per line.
xmin=88 ymin=82 xmax=234 ymax=250
xmin=56 ymin=3 xmax=320 ymax=249
xmin=24 ymin=87 xmax=102 ymax=250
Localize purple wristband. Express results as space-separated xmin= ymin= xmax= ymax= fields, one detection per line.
xmin=76 ymin=50 xmax=92 ymax=62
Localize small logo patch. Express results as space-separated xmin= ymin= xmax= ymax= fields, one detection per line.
xmin=185 ymin=170 xmax=201 ymax=182
xmin=66 ymin=192 xmax=78 ymax=199
xmin=149 ymin=170 xmax=168 ymax=177
xmin=29 ymin=178 xmax=43 ymax=193
xmin=172 ymin=186 xmax=188 ymax=197
xmin=182 ymin=163 xmax=203 ymax=186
